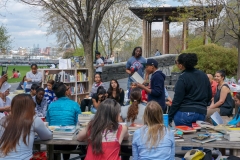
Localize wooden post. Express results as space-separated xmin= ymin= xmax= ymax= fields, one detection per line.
xmin=148 ymin=22 xmax=152 ymax=57
xmin=203 ymin=18 xmax=208 ymax=45
xmin=162 ymin=16 xmax=166 ymax=54
xmin=142 ymin=19 xmax=147 ymax=57
xmin=165 ymin=21 xmax=170 ymax=54
xmin=182 ymin=21 xmax=189 ymax=51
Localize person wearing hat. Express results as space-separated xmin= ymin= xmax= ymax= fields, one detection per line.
xmin=135 ymin=58 xmax=166 ymax=112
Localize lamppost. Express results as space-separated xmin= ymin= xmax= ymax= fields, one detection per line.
xmin=116 ymin=52 xmax=119 ymax=63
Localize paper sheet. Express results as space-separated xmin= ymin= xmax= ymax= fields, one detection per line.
xmin=130 ymin=72 xmax=144 ymax=84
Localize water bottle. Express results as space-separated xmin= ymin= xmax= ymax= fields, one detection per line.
xmin=85 ymin=106 xmax=89 ymax=112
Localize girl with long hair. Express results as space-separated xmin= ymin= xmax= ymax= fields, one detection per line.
xmin=91 ymin=86 xmax=108 ymax=113
xmin=121 ymin=88 xmax=146 ymax=124
xmin=107 ymin=79 xmax=124 ymax=106
xmin=77 ymin=99 xmax=129 ymax=160
xmin=0 ymin=94 xmax=52 ymax=159
xmin=132 ymin=101 xmax=175 ymax=160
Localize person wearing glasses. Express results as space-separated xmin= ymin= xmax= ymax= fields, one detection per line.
xmin=168 ymin=53 xmax=212 ymax=127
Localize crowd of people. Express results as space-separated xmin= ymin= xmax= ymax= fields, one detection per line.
xmin=0 ymin=47 xmax=238 ymax=159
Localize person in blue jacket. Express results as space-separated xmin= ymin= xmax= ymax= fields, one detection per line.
xmin=136 ymin=58 xmax=166 ymax=112
xmin=46 ymin=82 xmax=82 ymax=160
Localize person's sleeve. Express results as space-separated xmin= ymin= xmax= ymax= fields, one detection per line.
xmin=34 ymin=117 xmax=52 ymax=140
xmin=132 ymin=130 xmax=139 ymax=160
xmin=26 ymin=72 xmax=30 ymax=79
xmin=46 ymin=105 xmax=50 ymax=123
xmin=170 ymin=131 xmax=175 ymax=159
xmin=100 ymin=58 xmax=104 ymax=64
xmin=121 ymin=106 xmax=127 ymax=120
xmin=44 ymin=91 xmax=50 ymax=104
xmin=126 ymin=59 xmax=131 ymax=69
xmin=168 ymin=78 xmax=185 ymax=123
xmin=150 ymin=75 xmax=164 ymax=97
xmin=207 ymin=81 xmax=212 ymax=102
xmin=43 ymin=100 xmax=48 ymax=117
xmin=75 ymin=103 xmax=81 ymax=124
xmin=164 ymin=88 xmax=169 ymax=99
xmin=119 ymin=89 xmax=125 ymax=106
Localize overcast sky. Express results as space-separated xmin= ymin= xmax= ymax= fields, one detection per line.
xmin=0 ymin=0 xmax=183 ymax=50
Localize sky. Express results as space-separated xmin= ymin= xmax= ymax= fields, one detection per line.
xmin=0 ymin=0 xmax=183 ymax=50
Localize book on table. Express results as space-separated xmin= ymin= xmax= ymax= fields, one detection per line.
xmin=175 ymin=126 xmax=196 ymax=133
xmin=50 ymin=126 xmax=76 ymax=135
xmin=191 ymin=136 xmax=217 ymax=143
xmin=192 ymin=123 xmax=201 ymax=130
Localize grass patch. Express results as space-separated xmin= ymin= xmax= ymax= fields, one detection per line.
xmin=5 ymin=65 xmax=46 ymax=83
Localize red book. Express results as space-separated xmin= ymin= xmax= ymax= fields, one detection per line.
xmin=175 ymin=125 xmax=196 ymax=133
xmin=192 ymin=123 xmax=201 ymax=130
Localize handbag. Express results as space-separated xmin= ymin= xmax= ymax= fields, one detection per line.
xmin=184 ymin=149 xmax=205 ymax=160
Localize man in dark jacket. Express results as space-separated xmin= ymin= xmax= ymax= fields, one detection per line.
xmin=136 ymin=59 xmax=166 ymax=112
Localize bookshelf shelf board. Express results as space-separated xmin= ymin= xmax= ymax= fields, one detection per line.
xmin=77 ymin=81 xmax=89 ymax=83
xmin=77 ymin=92 xmax=89 ymax=95
xmin=63 ymin=82 xmax=76 ymax=83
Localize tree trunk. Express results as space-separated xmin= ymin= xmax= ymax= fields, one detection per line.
xmin=83 ymin=42 xmax=94 ymax=90
xmin=237 ymin=38 xmax=240 ymax=80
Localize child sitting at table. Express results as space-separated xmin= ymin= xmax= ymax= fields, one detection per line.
xmin=132 ymin=101 xmax=175 ymax=160
xmin=77 ymin=98 xmax=129 ymax=160
xmin=30 ymin=84 xmax=40 ymax=97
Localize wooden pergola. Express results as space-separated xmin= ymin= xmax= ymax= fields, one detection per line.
xmin=129 ymin=5 xmax=223 ymax=57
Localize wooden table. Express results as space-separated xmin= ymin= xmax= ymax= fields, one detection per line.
xmin=34 ymin=132 xmax=240 ymax=159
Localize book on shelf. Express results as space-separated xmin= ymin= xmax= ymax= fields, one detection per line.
xmin=77 ymin=83 xmax=85 ymax=94
xmin=175 ymin=126 xmax=196 ymax=133
xmin=191 ymin=136 xmax=217 ymax=143
xmin=44 ymin=73 xmax=62 ymax=83
xmin=77 ymin=71 xmax=87 ymax=81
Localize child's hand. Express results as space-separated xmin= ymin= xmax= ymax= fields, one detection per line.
xmin=237 ymin=122 xmax=240 ymax=127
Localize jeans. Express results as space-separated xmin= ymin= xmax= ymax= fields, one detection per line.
xmin=174 ymin=111 xmax=205 ymax=127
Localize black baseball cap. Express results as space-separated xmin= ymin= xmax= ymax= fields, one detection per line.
xmin=146 ymin=59 xmax=158 ymax=68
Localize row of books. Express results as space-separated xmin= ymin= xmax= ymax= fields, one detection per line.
xmin=77 ymin=71 xmax=88 ymax=81
xmin=44 ymin=73 xmax=89 ymax=83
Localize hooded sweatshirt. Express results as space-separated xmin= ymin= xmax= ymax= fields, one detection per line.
xmin=148 ymin=70 xmax=166 ymax=111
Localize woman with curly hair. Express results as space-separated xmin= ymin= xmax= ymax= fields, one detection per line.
xmin=168 ymin=53 xmax=212 ymax=127
xmin=121 ymin=88 xmax=146 ymax=124
xmin=107 ymin=79 xmax=125 ymax=106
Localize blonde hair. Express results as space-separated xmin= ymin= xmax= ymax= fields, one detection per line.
xmin=143 ymin=101 xmax=165 ymax=148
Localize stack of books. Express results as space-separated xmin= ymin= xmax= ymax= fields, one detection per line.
xmin=77 ymin=71 xmax=87 ymax=81
xmin=49 ymin=126 xmax=78 ymax=140
xmin=175 ymin=126 xmax=196 ymax=133
xmin=77 ymin=83 xmax=85 ymax=94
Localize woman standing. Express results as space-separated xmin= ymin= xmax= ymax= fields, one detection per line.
xmin=0 ymin=94 xmax=52 ymax=159
xmin=168 ymin=53 xmax=212 ymax=127
xmin=132 ymin=101 xmax=174 ymax=160
xmin=25 ymin=64 xmax=42 ymax=93
xmin=33 ymin=88 xmax=48 ymax=117
xmin=206 ymin=70 xmax=234 ymax=121
xmin=44 ymin=80 xmax=56 ymax=105
xmin=107 ymin=79 xmax=124 ymax=106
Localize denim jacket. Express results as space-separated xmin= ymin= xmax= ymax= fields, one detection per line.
xmin=132 ymin=126 xmax=175 ymax=160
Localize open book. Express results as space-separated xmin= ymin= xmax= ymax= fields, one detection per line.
xmin=130 ymin=72 xmax=144 ymax=84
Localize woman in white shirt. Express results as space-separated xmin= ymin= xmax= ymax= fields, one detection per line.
xmin=0 ymin=83 xmax=11 ymax=113
xmin=0 ymin=94 xmax=52 ymax=159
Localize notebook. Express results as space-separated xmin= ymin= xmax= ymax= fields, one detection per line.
xmin=130 ymin=72 xmax=144 ymax=84
xmin=191 ymin=136 xmax=217 ymax=143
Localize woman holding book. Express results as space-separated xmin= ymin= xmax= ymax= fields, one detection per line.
xmin=81 ymin=73 xmax=107 ymax=112
xmin=0 ymin=94 xmax=52 ymax=159
xmin=107 ymin=79 xmax=125 ymax=106
xmin=77 ymin=99 xmax=129 ymax=160
xmin=132 ymin=101 xmax=175 ymax=160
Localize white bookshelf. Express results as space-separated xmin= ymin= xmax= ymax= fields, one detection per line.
xmin=39 ymin=68 xmax=89 ymax=104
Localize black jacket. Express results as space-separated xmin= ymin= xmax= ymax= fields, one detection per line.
xmin=168 ymin=68 xmax=212 ymax=122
